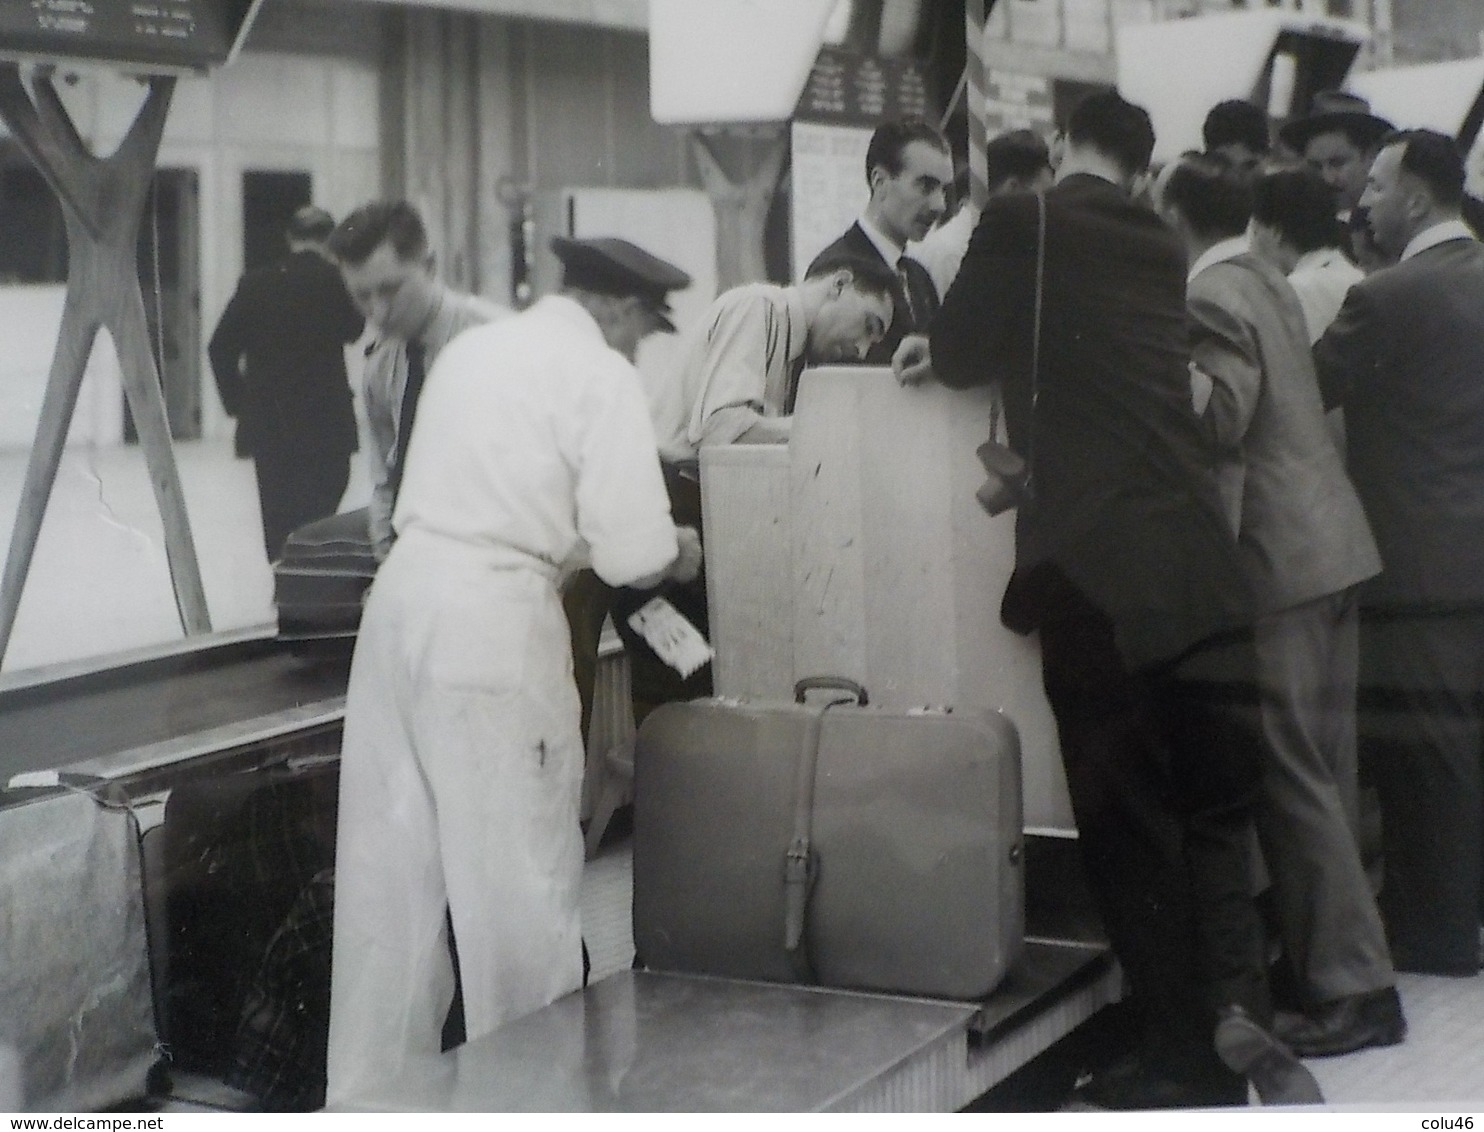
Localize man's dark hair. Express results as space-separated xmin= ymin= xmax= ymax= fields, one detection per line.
xmin=984 ymin=128 xmax=1052 ymax=193
xmin=805 ymin=250 xmax=897 ymax=300
xmin=1251 ymin=165 xmax=1345 ymax=253
xmin=864 ymin=116 xmax=950 ymax=185
xmin=1383 ymin=128 xmax=1466 ymax=209
xmin=1163 ymin=151 xmax=1253 ymax=240
xmin=326 ymin=200 xmax=430 ymax=267
xmin=1202 ymin=100 xmax=1271 ymax=156
xmin=1066 ymin=89 xmax=1156 ymax=178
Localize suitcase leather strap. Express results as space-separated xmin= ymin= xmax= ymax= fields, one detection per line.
xmin=784 ymin=679 xmax=866 ymax=980
xmin=783 ymin=705 xmax=826 ymax=978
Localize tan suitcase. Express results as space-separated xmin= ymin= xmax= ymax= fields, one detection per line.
xmin=632 ymin=678 xmax=1025 ymax=1001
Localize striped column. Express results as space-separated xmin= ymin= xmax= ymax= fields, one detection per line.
xmin=965 ymin=0 xmax=990 ymax=208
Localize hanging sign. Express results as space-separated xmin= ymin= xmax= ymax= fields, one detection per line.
xmin=0 ymin=0 xmax=264 ymax=74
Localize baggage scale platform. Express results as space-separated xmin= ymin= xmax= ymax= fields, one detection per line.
xmin=330 ymin=939 xmax=1117 ymax=1113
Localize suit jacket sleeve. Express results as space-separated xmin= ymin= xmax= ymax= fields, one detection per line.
xmin=1188 ymin=282 xmax=1262 ymax=454
xmin=930 ymin=197 xmax=1035 ymax=390
xmin=207 ymin=280 xmax=250 ymax=418
xmin=1312 ymin=280 xmax=1381 ymax=412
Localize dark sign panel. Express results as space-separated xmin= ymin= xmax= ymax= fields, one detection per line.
xmin=0 ymin=0 xmax=261 ymax=73
xmin=796 ymin=47 xmax=931 ymax=126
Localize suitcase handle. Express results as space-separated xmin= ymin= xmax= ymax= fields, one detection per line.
xmin=793 ymin=676 xmax=868 ymax=707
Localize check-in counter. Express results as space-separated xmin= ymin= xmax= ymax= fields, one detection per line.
xmin=699 ymin=367 xmax=1072 ymax=833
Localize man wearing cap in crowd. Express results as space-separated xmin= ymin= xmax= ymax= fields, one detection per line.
xmin=325 ymin=236 xmax=703 ymax=1099
xmin=208 ymin=205 xmax=364 ymax=561
xmin=1280 ymin=92 xmax=1395 ymax=269
xmin=327 ymin=200 xmax=509 ymax=562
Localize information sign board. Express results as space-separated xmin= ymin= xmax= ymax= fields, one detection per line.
xmin=0 ymin=0 xmax=263 ymax=73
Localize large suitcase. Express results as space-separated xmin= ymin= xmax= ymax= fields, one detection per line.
xmin=273 ymin=506 xmax=378 ymax=643
xmin=632 ymin=679 xmax=1024 ymax=1001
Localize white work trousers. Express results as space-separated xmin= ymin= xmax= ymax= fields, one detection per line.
xmin=325 ymin=531 xmax=585 ymax=1101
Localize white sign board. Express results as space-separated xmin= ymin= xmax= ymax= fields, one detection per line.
xmin=789 ymin=120 xmax=872 ymax=283
xmin=650 ymin=0 xmax=838 ymax=124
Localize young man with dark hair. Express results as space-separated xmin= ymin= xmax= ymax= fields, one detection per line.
xmin=1248 ymin=165 xmax=1361 ymax=342
xmin=1315 ymin=128 xmax=1484 ymax=980
xmin=661 ymin=251 xmax=896 ymax=456
xmin=327 ymin=201 xmax=508 ymax=560
xmin=807 ymin=115 xmax=952 ymax=365
xmin=1160 ymin=151 xmax=1404 ymax=1061
xmin=927 ymin=90 xmax=1321 ymax=1109
xmin=1203 ymin=99 xmax=1272 ymax=173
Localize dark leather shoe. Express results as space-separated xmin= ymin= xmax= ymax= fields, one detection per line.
xmin=1214 ymin=1006 xmax=1324 ymax=1107
xmin=1273 ymin=986 xmax=1407 ymax=1058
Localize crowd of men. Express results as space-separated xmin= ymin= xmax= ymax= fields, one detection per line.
xmin=208 ymin=84 xmax=1484 ymax=1113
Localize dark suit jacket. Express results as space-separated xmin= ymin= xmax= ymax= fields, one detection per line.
xmin=808 ymin=221 xmax=939 ymax=365
xmin=1314 ymin=235 xmax=1484 ymax=607
xmin=208 ymin=250 xmax=364 ymax=459
xmin=931 ymin=174 xmax=1253 ymax=669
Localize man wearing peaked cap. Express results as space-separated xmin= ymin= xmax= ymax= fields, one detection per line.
xmin=327 ymin=230 xmax=701 ymax=1099
xmin=548 ymin=236 xmax=702 ymax=747
xmin=551 ymin=235 xmax=692 ymax=331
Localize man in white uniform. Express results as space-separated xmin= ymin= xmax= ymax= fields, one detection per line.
xmin=326 ymin=237 xmax=702 ymax=1100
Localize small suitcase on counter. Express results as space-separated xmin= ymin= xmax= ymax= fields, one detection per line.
xmin=632 ymin=678 xmax=1025 ymax=1002
xmin=273 ymin=506 xmax=378 ymax=643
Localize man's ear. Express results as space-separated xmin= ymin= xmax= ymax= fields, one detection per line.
xmin=830 ymin=268 xmax=853 ymax=296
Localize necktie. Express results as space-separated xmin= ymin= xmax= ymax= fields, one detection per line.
xmin=390 ymin=339 xmax=426 ymax=498
xmin=783 ymin=354 xmax=808 ymax=415
xmin=897 ymin=257 xmax=920 ymax=329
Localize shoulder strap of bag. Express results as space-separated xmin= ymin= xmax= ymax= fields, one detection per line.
xmin=1023 ymin=189 xmax=1046 ymax=494
xmin=987 ymin=191 xmax=1047 ymax=462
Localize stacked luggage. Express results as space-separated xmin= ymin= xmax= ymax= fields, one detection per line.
xmin=272 ymin=507 xmax=378 ymax=648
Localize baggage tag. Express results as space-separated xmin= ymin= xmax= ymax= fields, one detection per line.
xmin=628 ymin=597 xmax=714 ymax=679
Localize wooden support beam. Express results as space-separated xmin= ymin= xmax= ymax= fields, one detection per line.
xmin=689 ymin=126 xmax=788 ymax=289
xmin=0 ymin=65 xmax=211 ymax=666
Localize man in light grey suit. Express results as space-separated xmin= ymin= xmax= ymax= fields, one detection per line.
xmin=1159 ymin=152 xmax=1404 ymax=1058
xmin=1316 ymin=129 xmax=1484 ymax=980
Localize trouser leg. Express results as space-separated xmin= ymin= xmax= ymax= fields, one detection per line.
xmin=1036 ymin=577 xmax=1242 ymax=1093
xmin=255 ymin=449 xmax=352 ymax=561
xmin=325 ymin=590 xmax=453 ymax=1100
xmin=416 ymin=575 xmax=586 ymax=1044
xmin=1252 ymin=591 xmax=1393 ymax=1002
xmin=1362 ymin=609 xmax=1484 ymax=974
xmin=1161 ymin=632 xmax=1270 ymax=1025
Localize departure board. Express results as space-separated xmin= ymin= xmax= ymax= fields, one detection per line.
xmin=0 ymin=0 xmax=261 ymax=73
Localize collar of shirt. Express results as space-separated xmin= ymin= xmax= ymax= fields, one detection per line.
xmin=1292 ymin=246 xmax=1350 ymax=276
xmin=533 ymin=292 xmax=609 ymax=346
xmin=857 ymin=214 xmax=905 ymax=266
xmin=1400 ymin=218 xmax=1476 ymax=263
xmin=782 ymin=285 xmax=809 ymax=364
xmin=1188 ymin=234 xmax=1250 ymax=282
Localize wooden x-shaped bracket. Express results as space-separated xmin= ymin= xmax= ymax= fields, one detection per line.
xmin=0 ymin=64 xmax=210 ymax=663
